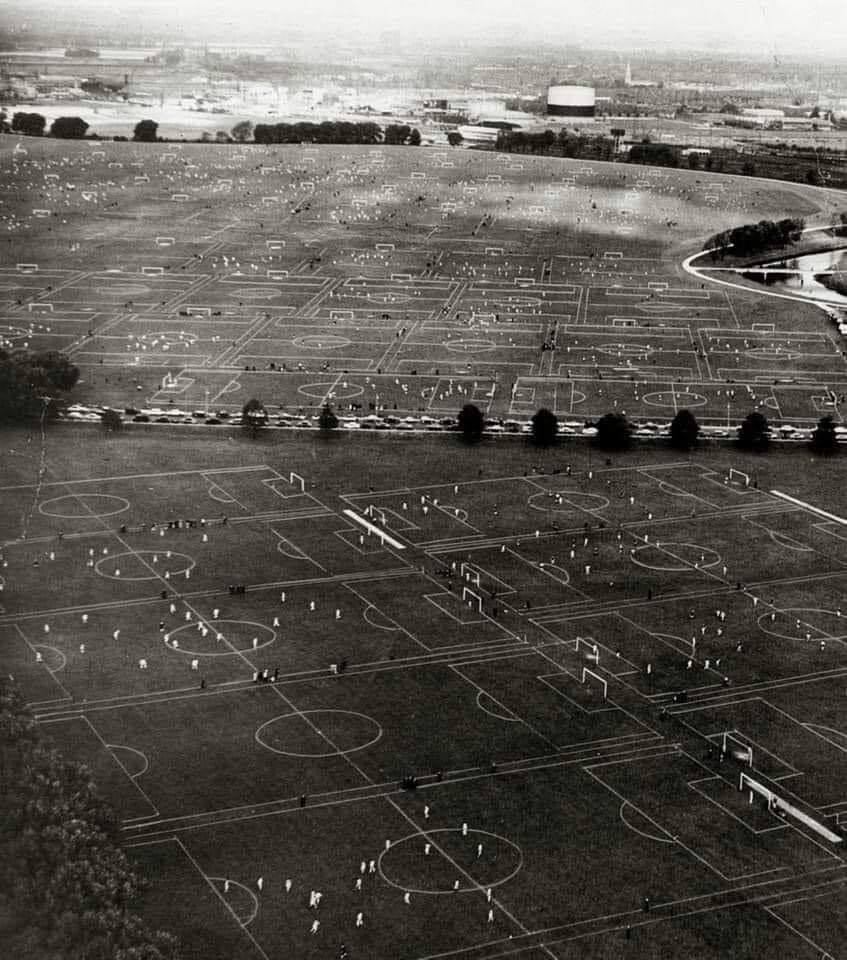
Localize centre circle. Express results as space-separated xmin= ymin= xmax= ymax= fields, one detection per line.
xmin=229 ymin=287 xmax=282 ymax=300
xmin=379 ymin=828 xmax=523 ymax=895
xmin=96 ymin=284 xmax=151 ymax=296
xmin=0 ymin=324 xmax=30 ymax=341
xmin=445 ymin=339 xmax=496 ymax=353
xmin=366 ymin=292 xmax=412 ymax=304
xmin=595 ymin=343 xmax=652 ymax=357
xmin=746 ymin=348 xmax=800 ymax=361
xmin=297 ymin=380 xmax=364 ymax=399
xmin=166 ymin=619 xmax=276 ymax=657
xmin=631 ymin=542 xmax=721 ymax=571
xmin=528 ymin=490 xmax=610 ymax=513
xmin=293 ymin=335 xmax=352 ymax=349
xmin=255 ymin=710 xmax=382 ymax=757
xmin=138 ymin=331 xmax=198 ymax=348
xmin=39 ymin=493 xmax=131 ymax=519
xmin=757 ymin=607 xmax=847 ymax=642
xmin=643 ymin=391 xmax=707 ymax=408
xmin=95 ymin=549 xmax=195 ymax=581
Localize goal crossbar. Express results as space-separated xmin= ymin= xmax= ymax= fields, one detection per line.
xmin=581 ymin=666 xmax=608 ymax=699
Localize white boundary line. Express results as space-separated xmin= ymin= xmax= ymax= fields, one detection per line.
xmin=770 ymin=490 xmax=847 ymax=526
xmin=341 ymin=508 xmax=406 ymax=549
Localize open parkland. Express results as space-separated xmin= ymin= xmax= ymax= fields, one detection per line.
xmin=1 ymin=137 xmax=847 ymax=427
xmin=2 ymin=136 xmax=847 ymax=959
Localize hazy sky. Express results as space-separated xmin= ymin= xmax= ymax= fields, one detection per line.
xmin=20 ymin=0 xmax=847 ymax=56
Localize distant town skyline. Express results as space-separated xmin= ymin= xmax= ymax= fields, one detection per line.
xmin=10 ymin=0 xmax=847 ymax=58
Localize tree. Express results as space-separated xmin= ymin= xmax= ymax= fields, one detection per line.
xmin=409 ymin=128 xmax=422 ymax=146
xmin=231 ymin=120 xmax=253 ymax=142
xmin=531 ymin=408 xmax=558 ymax=446
xmin=669 ymin=409 xmax=700 ymax=450
xmin=11 ymin=112 xmax=46 ymax=137
xmin=737 ymin=411 xmax=769 ymax=451
xmin=241 ymin=398 xmax=268 ymax=436
xmin=457 ymin=403 xmax=484 ymax=442
xmin=100 ymin=408 xmax=122 ymax=431
xmin=594 ymin=413 xmax=632 ymax=450
xmin=810 ymin=414 xmax=838 ymax=453
xmin=447 ymin=131 xmax=463 ymax=147
xmin=383 ymin=124 xmax=412 ymax=145
xmin=0 ymin=679 xmax=181 ymax=960
xmin=318 ymin=402 xmax=338 ymax=431
xmin=133 ymin=119 xmax=158 ymax=142
xmin=49 ymin=116 xmax=89 ymax=139
xmin=0 ymin=350 xmax=79 ymax=423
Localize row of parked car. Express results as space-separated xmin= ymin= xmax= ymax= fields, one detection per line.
xmin=60 ymin=404 xmax=837 ymax=442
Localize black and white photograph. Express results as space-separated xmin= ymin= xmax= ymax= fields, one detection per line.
xmin=1 ymin=1 xmax=846 ymax=957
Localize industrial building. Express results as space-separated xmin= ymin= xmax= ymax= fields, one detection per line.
xmin=546 ymin=85 xmax=595 ymax=118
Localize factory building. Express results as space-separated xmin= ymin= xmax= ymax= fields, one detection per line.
xmin=546 ymin=85 xmax=596 ymax=119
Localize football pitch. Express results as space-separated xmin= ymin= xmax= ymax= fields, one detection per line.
xmin=2 ymin=425 xmax=847 ymax=959
xmin=2 ymin=139 xmax=847 ymax=426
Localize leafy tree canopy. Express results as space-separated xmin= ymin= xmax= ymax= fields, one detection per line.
xmin=49 ymin=116 xmax=89 ymax=139
xmin=11 ymin=112 xmax=46 ymax=137
xmin=737 ymin=411 xmax=770 ymax=451
xmin=594 ymin=412 xmax=632 ymax=451
xmin=457 ymin=403 xmax=484 ymax=441
xmin=669 ymin=409 xmax=700 ymax=450
xmin=318 ymin=402 xmax=339 ymax=431
xmin=531 ymin=407 xmax=558 ymax=446
xmin=133 ymin=119 xmax=158 ymax=142
xmin=0 ymin=350 xmax=79 ymax=423
xmin=810 ymin=414 xmax=838 ymax=453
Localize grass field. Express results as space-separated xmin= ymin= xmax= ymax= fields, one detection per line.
xmin=1 ymin=423 xmax=847 ymax=958
xmin=2 ymin=138 xmax=847 ymax=428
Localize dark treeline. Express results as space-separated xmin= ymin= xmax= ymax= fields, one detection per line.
xmin=495 ymin=128 xmax=616 ymax=161
xmin=253 ymin=120 xmax=420 ymax=146
xmin=0 ymin=349 xmax=80 ymax=422
xmin=0 ymin=681 xmax=181 ymax=959
xmin=706 ymin=217 xmax=805 ymax=258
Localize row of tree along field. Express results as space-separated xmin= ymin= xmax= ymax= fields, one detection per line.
xmin=0 ymin=681 xmax=181 ymax=959
xmin=4 ymin=112 xmax=422 ymax=146
xmin=233 ymin=396 xmax=841 ymax=455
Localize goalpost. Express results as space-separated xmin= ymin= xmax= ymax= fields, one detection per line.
xmin=460 ymin=562 xmax=481 ymax=587
xmin=581 ymin=666 xmax=608 ymax=700
xmin=364 ymin=504 xmax=387 ymax=525
xmin=575 ymin=635 xmax=599 ymax=663
xmin=289 ymin=471 xmax=305 ymax=493
xmin=462 ymin=586 xmax=483 ymax=614
xmin=722 ymin=731 xmax=753 ymax=766
xmin=727 ymin=468 xmax=750 ymax=488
